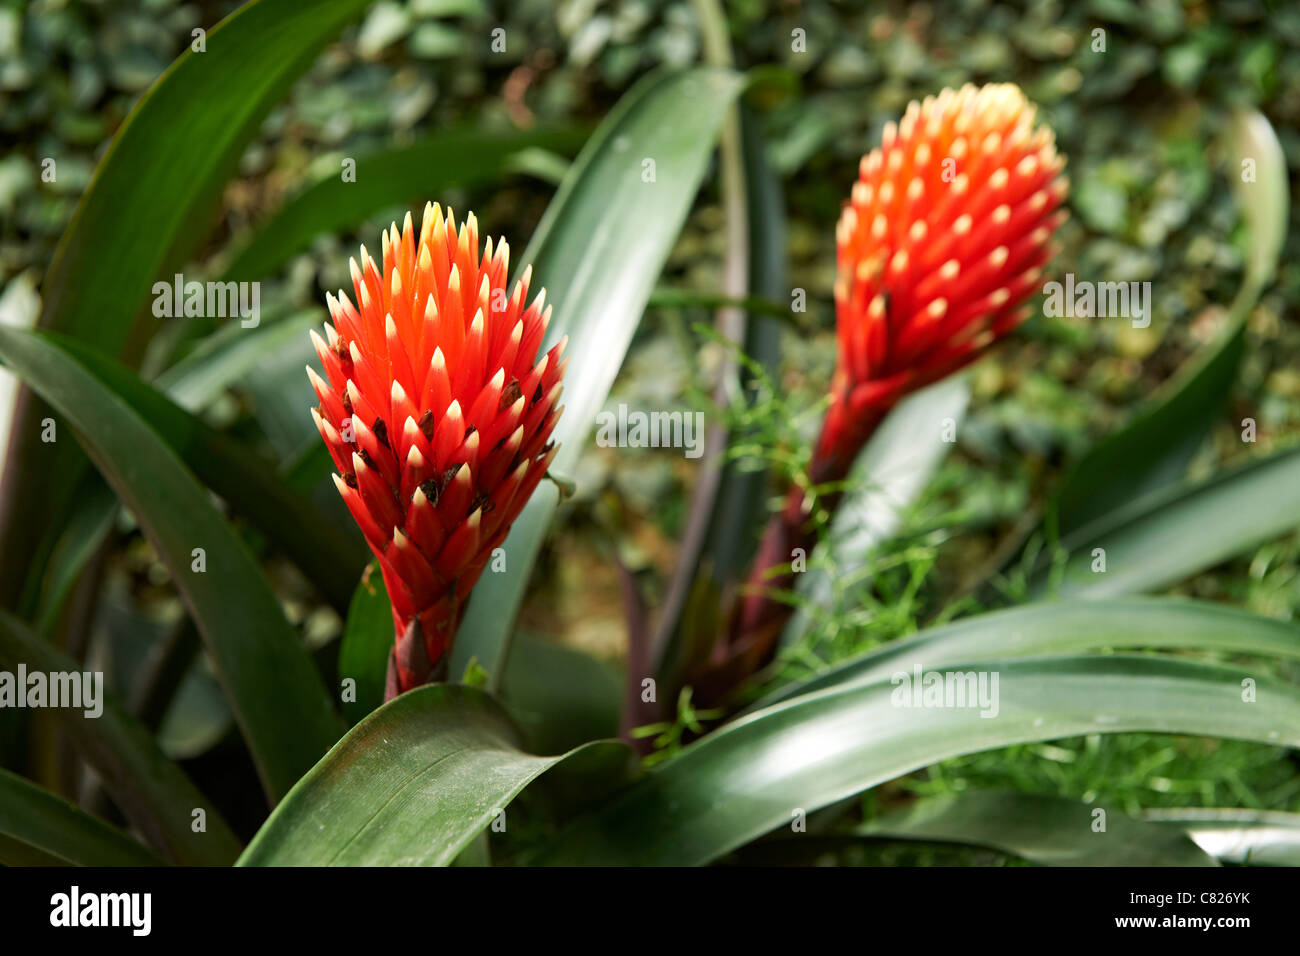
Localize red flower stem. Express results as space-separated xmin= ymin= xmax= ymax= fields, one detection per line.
xmin=691 ymin=409 xmax=884 ymax=708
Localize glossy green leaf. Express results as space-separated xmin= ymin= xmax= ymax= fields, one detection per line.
xmin=41 ymin=0 xmax=376 ymax=354
xmin=500 ymin=635 xmax=623 ymax=754
xmin=1049 ymin=325 xmax=1245 ymax=538
xmin=1144 ymin=808 xmax=1300 ymax=866
xmin=221 ymin=126 xmax=587 ymax=283
xmin=238 ymin=684 xmax=635 ymax=866
xmin=0 ymin=768 xmax=162 ymax=867
xmin=0 ymin=0 xmax=379 ymax=611
xmin=43 ymin=331 xmax=365 ymax=611
xmin=154 ymin=308 xmax=324 ymax=413
xmin=0 ymin=612 xmax=240 ymax=865
xmin=653 ymin=105 xmax=788 ymax=690
xmin=450 ymin=68 xmax=746 ymax=687
xmin=1048 ymin=109 xmax=1286 ymax=537
xmin=1041 ymin=443 xmax=1300 ymax=598
xmin=539 ymin=656 xmax=1300 ymax=865
xmin=856 ymin=791 xmax=1216 ymax=866
xmin=0 ymin=327 xmax=345 ymax=803
xmin=337 ymin=564 xmax=392 ymax=726
xmin=756 ymin=597 xmax=1300 ymax=710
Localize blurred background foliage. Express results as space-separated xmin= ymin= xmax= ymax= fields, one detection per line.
xmin=3 ymin=0 xmax=1300 ymax=850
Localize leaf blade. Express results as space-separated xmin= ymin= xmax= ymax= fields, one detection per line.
xmin=0 ymin=327 xmax=345 ymax=803
xmin=238 ymin=684 xmax=635 ymax=866
xmin=449 ymin=67 xmax=746 ymax=688
xmin=0 ymin=612 xmax=240 ymax=864
xmin=540 ymin=655 xmax=1300 ymax=865
xmin=0 ymin=768 xmax=163 ymax=867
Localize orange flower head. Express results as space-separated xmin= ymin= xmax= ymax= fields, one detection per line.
xmin=309 ymin=204 xmax=565 ymax=695
xmin=822 ymin=82 xmax=1068 ymax=472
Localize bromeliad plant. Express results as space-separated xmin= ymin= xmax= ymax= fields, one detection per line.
xmin=0 ymin=0 xmax=1297 ymax=869
xmin=310 ymin=204 xmax=564 ymax=695
xmin=699 ymin=84 xmax=1070 ymax=701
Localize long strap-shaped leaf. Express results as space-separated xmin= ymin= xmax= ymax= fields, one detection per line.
xmin=0 ymin=768 xmax=163 ymax=867
xmin=0 ymin=327 xmax=344 ymax=803
xmin=854 ymin=791 xmax=1217 ymax=866
xmin=222 ymin=126 xmax=587 ymax=283
xmin=51 ymin=330 xmax=365 ymax=611
xmin=1143 ymin=808 xmax=1300 ymax=866
xmin=537 ymin=656 xmax=1300 ymax=865
xmin=754 ymin=597 xmax=1300 ymax=710
xmin=0 ymin=0 xmax=380 ymax=612
xmin=1040 ymin=443 xmax=1300 ymax=598
xmin=238 ymin=685 xmax=636 ymax=866
xmin=449 ymin=67 xmax=746 ymax=688
xmin=0 ymin=613 xmax=239 ymax=864
xmin=1048 ymin=109 xmax=1287 ymax=538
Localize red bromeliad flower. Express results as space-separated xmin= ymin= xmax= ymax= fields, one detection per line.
xmin=820 ymin=82 xmax=1068 ymax=476
xmin=707 ymin=83 xmax=1068 ymax=698
xmin=309 ymin=204 xmax=565 ymax=697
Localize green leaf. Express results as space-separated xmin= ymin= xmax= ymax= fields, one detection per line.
xmin=221 ymin=126 xmax=588 ymax=283
xmin=33 ymin=476 xmax=118 ymax=638
xmin=755 ymin=597 xmax=1300 ymax=710
xmin=154 ymin=308 xmax=324 ymax=413
xmin=0 ymin=612 xmax=240 ymax=865
xmin=499 ymin=635 xmax=623 ymax=754
xmin=0 ymin=0 xmax=379 ymax=612
xmin=1143 ymin=808 xmax=1300 ymax=866
xmin=1227 ymin=108 xmax=1288 ymax=290
xmin=780 ymin=377 xmax=970 ymax=648
xmin=450 ymin=67 xmax=746 ymax=688
xmin=237 ymin=684 xmax=635 ymax=866
xmin=653 ymin=104 xmax=788 ymax=690
xmin=538 ymin=656 xmax=1300 ymax=865
xmin=47 ymin=331 xmax=365 ymax=611
xmin=856 ymin=791 xmax=1217 ymax=866
xmin=337 ymin=564 xmax=392 ymax=725
xmin=1041 ymin=443 xmax=1300 ymax=599
xmin=0 ymin=768 xmax=163 ymax=867
xmin=0 ymin=327 xmax=345 ymax=803
xmin=1049 ymin=325 xmax=1245 ymax=538
xmin=41 ymin=0 xmax=375 ymax=355
xmin=1048 ymin=109 xmax=1287 ymax=537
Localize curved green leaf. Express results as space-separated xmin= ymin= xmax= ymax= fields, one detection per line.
xmin=1144 ymin=808 xmax=1300 ymax=866
xmin=653 ymin=104 xmax=788 ymax=693
xmin=222 ymin=126 xmax=587 ymax=283
xmin=856 ymin=791 xmax=1216 ymax=866
xmin=500 ymin=635 xmax=623 ymax=754
xmin=238 ymin=684 xmax=636 ymax=866
xmin=47 ymin=330 xmax=365 ymax=611
xmin=0 ymin=0 xmax=379 ymax=611
xmin=1042 ymin=443 xmax=1300 ymax=598
xmin=337 ymin=564 xmax=392 ymax=726
xmin=0 ymin=768 xmax=162 ymax=867
xmin=756 ymin=597 xmax=1300 ymax=710
xmin=1048 ymin=109 xmax=1287 ymax=538
xmin=0 ymin=612 xmax=240 ymax=865
xmin=154 ymin=308 xmax=324 ymax=413
xmin=449 ymin=67 xmax=746 ymax=688
xmin=42 ymin=0 xmax=375 ymax=352
xmin=0 ymin=326 xmax=344 ymax=803
xmin=538 ymin=656 xmax=1300 ymax=865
